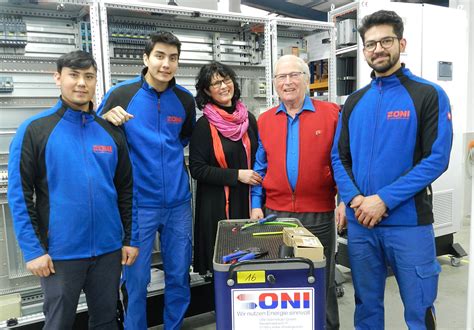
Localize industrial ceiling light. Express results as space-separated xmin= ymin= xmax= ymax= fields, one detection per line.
xmin=286 ymin=0 xmax=328 ymax=7
xmin=286 ymin=0 xmax=315 ymax=5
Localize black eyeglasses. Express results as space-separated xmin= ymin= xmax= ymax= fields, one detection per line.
xmin=209 ymin=77 xmax=233 ymax=89
xmin=363 ymin=36 xmax=399 ymax=52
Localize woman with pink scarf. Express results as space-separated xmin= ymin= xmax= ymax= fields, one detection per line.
xmin=189 ymin=62 xmax=262 ymax=276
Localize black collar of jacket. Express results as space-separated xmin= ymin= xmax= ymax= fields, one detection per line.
xmin=58 ymin=96 xmax=96 ymax=123
xmin=59 ymin=96 xmax=94 ymax=112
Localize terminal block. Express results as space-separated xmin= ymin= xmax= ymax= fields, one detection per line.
xmin=0 ymin=16 xmax=27 ymax=48
xmin=0 ymin=77 xmax=14 ymax=93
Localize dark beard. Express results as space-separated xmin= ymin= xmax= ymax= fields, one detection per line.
xmin=368 ymin=51 xmax=400 ymax=74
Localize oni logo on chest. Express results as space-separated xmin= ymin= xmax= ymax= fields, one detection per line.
xmin=387 ymin=110 xmax=410 ymax=120
xmin=167 ymin=116 xmax=183 ymax=124
xmin=92 ymin=145 xmax=113 ymax=153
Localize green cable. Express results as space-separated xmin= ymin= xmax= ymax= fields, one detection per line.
xmin=250 ymin=222 xmax=300 ymax=236
xmin=264 ymin=221 xmax=299 ymax=227
xmin=253 ymin=231 xmax=283 ymax=236
xmin=241 ymin=221 xmax=299 ymax=230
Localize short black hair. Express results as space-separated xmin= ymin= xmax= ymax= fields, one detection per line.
xmin=56 ymin=50 xmax=97 ymax=73
xmin=144 ymin=31 xmax=181 ymax=57
xmin=195 ymin=62 xmax=241 ymax=110
xmin=358 ymin=10 xmax=404 ymax=43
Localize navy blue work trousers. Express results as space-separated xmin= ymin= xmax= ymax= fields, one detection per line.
xmin=40 ymin=249 xmax=122 ymax=330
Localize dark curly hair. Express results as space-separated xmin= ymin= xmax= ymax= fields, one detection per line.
xmin=358 ymin=10 xmax=404 ymax=43
xmin=195 ymin=62 xmax=241 ymax=110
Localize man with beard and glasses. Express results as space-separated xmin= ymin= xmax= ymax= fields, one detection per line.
xmin=331 ymin=10 xmax=453 ymax=330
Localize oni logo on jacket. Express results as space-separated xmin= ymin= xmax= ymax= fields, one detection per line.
xmin=387 ymin=110 xmax=410 ymax=120
xmin=92 ymin=145 xmax=113 ymax=153
xmin=167 ymin=116 xmax=183 ymax=124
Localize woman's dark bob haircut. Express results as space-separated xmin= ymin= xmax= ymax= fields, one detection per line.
xmin=195 ymin=61 xmax=241 ymax=110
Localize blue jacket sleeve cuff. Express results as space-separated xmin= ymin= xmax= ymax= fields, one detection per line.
xmin=343 ymin=190 xmax=361 ymax=206
xmin=251 ymin=196 xmax=262 ymax=209
xmin=24 ymin=250 xmax=46 ymax=263
xmin=377 ymin=190 xmax=393 ymax=210
xmin=127 ymin=240 xmax=140 ymax=248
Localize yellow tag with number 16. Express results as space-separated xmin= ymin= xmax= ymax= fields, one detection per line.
xmin=236 ymin=270 xmax=266 ymax=284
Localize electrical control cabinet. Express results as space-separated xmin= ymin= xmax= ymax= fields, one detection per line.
xmin=99 ymin=0 xmax=271 ymax=117
xmin=271 ymin=17 xmax=334 ymax=104
xmin=97 ymin=1 xmax=335 ymax=114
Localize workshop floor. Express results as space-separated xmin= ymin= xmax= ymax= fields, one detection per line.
xmin=152 ymin=217 xmax=471 ymax=329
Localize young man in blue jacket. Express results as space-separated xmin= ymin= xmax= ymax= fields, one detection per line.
xmin=8 ymin=50 xmax=139 ymax=329
xmin=331 ymin=10 xmax=453 ymax=329
xmin=97 ymin=32 xmax=196 ymax=330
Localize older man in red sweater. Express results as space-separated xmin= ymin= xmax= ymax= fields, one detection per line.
xmin=251 ymin=54 xmax=345 ymax=330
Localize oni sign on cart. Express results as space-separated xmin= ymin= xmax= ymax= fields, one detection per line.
xmin=231 ymin=288 xmax=314 ymax=329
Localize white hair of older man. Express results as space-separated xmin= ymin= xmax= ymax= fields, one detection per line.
xmin=274 ymin=55 xmax=310 ymax=82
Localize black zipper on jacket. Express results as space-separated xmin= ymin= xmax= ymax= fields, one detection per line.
xmin=81 ymin=112 xmax=96 ymax=256
xmin=367 ymin=80 xmax=383 ymax=194
xmin=157 ymin=94 xmax=166 ymax=207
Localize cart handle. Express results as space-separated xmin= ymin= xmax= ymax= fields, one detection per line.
xmin=226 ymin=257 xmax=316 ymax=287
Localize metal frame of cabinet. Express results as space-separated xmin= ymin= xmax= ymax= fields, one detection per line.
xmin=328 ymin=1 xmax=358 ymax=105
xmin=271 ymin=16 xmax=334 ymax=106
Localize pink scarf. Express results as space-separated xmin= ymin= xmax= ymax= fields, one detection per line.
xmin=202 ymin=101 xmax=249 ymax=141
xmin=204 ymin=101 xmax=251 ymax=219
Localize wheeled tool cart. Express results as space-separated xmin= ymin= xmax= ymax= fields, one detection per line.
xmin=213 ymin=219 xmax=326 ymax=330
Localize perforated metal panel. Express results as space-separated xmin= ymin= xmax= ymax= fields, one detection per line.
xmin=433 ymin=189 xmax=453 ymax=228
xmin=0 ymin=203 xmax=40 ymax=295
